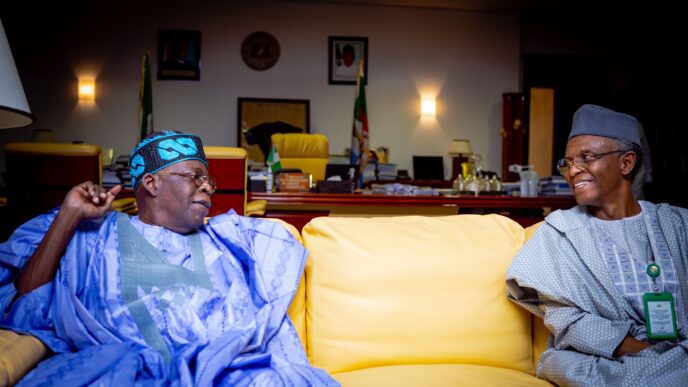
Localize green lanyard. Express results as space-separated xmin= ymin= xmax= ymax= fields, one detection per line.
xmin=646 ymin=262 xmax=661 ymax=291
xmin=643 ymin=249 xmax=678 ymax=340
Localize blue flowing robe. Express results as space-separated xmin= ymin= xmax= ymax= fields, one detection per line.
xmin=0 ymin=210 xmax=338 ymax=386
xmin=506 ymin=202 xmax=688 ymax=386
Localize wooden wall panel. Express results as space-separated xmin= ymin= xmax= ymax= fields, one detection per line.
xmin=528 ymin=87 xmax=554 ymax=178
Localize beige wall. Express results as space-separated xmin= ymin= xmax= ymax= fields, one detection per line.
xmin=0 ymin=1 xmax=519 ymax=181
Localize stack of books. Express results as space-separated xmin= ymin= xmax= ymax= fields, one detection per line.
xmin=102 ymin=167 xmax=122 ymax=189
xmin=539 ymin=176 xmax=573 ymax=196
xmin=376 ymin=162 xmax=397 ymax=181
xmin=102 ymin=155 xmax=132 ymax=189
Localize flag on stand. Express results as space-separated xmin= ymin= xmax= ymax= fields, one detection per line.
xmin=266 ymin=144 xmax=282 ymax=174
xmin=138 ymin=52 xmax=154 ymax=140
xmin=349 ymin=59 xmax=369 ymax=190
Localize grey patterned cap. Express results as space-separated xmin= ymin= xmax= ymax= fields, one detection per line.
xmin=569 ymin=104 xmax=640 ymax=147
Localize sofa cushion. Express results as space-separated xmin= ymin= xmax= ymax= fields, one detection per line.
xmin=302 ymin=214 xmax=533 ymax=375
xmin=332 ymin=363 xmax=553 ymax=386
xmin=0 ymin=329 xmax=47 ymax=386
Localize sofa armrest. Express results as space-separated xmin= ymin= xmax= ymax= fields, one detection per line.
xmin=532 ymin=315 xmax=550 ymax=373
xmin=263 ymin=218 xmax=308 ymax=352
xmin=0 ymin=329 xmax=47 ymax=385
xmin=524 ymin=221 xmax=550 ymax=372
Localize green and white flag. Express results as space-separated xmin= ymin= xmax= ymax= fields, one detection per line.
xmin=266 ymin=145 xmax=281 ymax=173
xmin=138 ymin=52 xmax=154 ymax=140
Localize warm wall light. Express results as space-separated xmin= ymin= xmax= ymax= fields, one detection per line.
xmin=78 ymin=78 xmax=95 ymax=102
xmin=421 ymin=98 xmax=436 ymax=117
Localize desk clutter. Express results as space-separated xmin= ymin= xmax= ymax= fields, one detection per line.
xmin=451 ymin=174 xmax=504 ymax=196
xmin=102 ymin=155 xmax=132 ymax=189
xmin=539 ymin=175 xmax=573 ymax=196
xmin=370 ymin=183 xmax=440 ymax=196
xmin=249 ymin=168 xmax=354 ymax=193
xmin=248 ymin=161 xmax=399 ymax=193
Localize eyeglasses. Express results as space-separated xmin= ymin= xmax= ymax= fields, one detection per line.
xmin=556 ymin=150 xmax=626 ymax=176
xmin=156 ymin=170 xmax=217 ymax=194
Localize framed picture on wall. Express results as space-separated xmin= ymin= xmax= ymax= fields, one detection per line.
xmin=237 ymin=98 xmax=310 ymax=164
xmin=328 ymin=36 xmax=368 ymax=85
xmin=157 ymin=29 xmax=201 ymax=80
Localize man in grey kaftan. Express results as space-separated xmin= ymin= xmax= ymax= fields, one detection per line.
xmin=506 ymin=104 xmax=688 ymax=386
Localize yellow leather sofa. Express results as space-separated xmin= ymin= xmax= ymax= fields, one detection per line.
xmin=0 ymin=215 xmax=551 ymax=386
xmin=291 ymin=214 xmax=552 ymax=386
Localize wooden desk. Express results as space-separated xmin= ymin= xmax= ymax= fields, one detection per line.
xmin=248 ymin=192 xmax=577 ymax=230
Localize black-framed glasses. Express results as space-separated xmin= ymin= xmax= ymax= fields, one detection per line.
xmin=156 ymin=169 xmax=217 ymax=194
xmin=556 ymin=150 xmax=626 ymax=176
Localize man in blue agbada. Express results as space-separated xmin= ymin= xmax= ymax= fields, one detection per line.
xmin=0 ymin=130 xmax=339 ymax=386
xmin=506 ymin=105 xmax=688 ymax=386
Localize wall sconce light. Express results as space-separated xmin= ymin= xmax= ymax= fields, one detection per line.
xmin=421 ymin=97 xmax=436 ymax=117
xmin=78 ymin=78 xmax=95 ymax=103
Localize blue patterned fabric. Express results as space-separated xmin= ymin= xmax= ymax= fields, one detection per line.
xmin=0 ymin=210 xmax=338 ymax=386
xmin=506 ymin=201 xmax=688 ymax=386
xmin=129 ymin=130 xmax=208 ymax=191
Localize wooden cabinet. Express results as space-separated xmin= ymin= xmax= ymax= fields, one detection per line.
xmin=501 ymin=92 xmax=527 ymax=182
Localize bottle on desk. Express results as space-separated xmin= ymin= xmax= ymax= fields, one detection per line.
xmin=266 ymin=171 xmax=274 ymax=192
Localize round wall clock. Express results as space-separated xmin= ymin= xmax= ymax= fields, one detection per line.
xmin=241 ymin=31 xmax=280 ymax=71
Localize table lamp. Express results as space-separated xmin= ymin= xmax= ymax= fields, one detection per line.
xmin=448 ymin=139 xmax=472 ymax=180
xmin=0 ymin=19 xmax=35 ymax=129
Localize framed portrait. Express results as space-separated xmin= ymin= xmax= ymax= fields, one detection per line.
xmin=157 ymin=29 xmax=201 ymax=80
xmin=237 ymin=98 xmax=310 ymax=164
xmin=328 ymin=36 xmax=368 ymax=85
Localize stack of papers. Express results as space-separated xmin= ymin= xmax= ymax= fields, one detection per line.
xmin=100 ymin=155 xmax=134 ymax=189
xmin=539 ymin=176 xmax=572 ymax=196
xmin=370 ymin=183 xmax=439 ymax=196
xmin=362 ymin=162 xmax=397 ymax=182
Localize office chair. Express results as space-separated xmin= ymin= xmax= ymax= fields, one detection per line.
xmin=1 ymin=142 xmax=140 ymax=235
xmin=270 ymin=133 xmax=329 ymax=182
xmin=2 ymin=143 xmax=102 ymax=235
xmin=204 ymin=146 xmax=266 ymax=217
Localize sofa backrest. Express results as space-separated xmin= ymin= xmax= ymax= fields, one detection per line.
xmin=300 ymin=214 xmax=535 ymax=375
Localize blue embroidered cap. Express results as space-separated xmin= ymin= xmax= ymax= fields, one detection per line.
xmin=569 ymin=104 xmax=640 ymax=147
xmin=129 ymin=130 xmax=207 ymax=191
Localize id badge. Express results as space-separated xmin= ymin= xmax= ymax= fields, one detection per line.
xmin=643 ymin=292 xmax=678 ymax=340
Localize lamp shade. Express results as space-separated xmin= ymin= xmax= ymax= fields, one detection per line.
xmin=0 ymin=19 xmax=35 ymax=129
xmin=448 ymin=139 xmax=472 ymax=155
